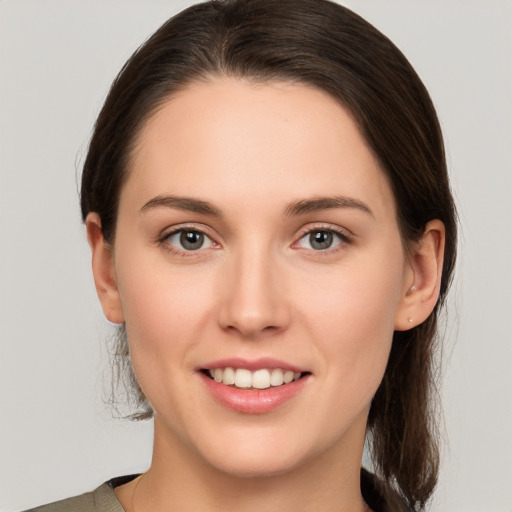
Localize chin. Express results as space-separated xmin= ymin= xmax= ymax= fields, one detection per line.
xmin=207 ymin=451 xmax=304 ymax=479
xmin=194 ymin=431 xmax=313 ymax=479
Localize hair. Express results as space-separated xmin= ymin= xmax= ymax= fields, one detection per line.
xmin=80 ymin=0 xmax=457 ymax=510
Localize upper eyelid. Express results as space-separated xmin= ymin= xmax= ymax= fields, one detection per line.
xmin=157 ymin=223 xmax=215 ymax=242
xmin=295 ymin=223 xmax=354 ymax=240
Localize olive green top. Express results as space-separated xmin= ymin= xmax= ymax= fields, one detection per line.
xmin=25 ymin=470 xmax=406 ymax=512
xmin=24 ymin=476 xmax=138 ymax=512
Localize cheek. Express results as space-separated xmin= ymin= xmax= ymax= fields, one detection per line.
xmin=116 ymin=242 xmax=214 ymax=328
xmin=302 ymin=247 xmax=405 ymax=387
xmin=113 ymin=253 xmax=215 ymax=389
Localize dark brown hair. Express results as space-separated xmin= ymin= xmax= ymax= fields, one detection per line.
xmin=80 ymin=1 xmax=457 ymax=510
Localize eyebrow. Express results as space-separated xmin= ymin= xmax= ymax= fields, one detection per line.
xmin=139 ymin=194 xmax=373 ymax=218
xmin=140 ymin=195 xmax=222 ymax=216
xmin=284 ymin=196 xmax=373 ymax=217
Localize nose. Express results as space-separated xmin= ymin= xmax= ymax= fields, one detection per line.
xmin=216 ymin=246 xmax=291 ymax=339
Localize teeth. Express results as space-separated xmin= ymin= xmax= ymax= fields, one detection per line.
xmin=206 ymin=367 xmax=304 ymax=390
xmin=222 ymin=367 xmax=235 ymax=385
xmin=283 ymin=370 xmax=294 ymax=384
xmin=270 ymin=368 xmax=284 ymax=386
xmin=252 ymin=369 xmax=270 ymax=389
xmin=234 ymin=368 xmax=252 ymax=388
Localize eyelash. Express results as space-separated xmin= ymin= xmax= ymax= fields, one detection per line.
xmin=292 ymin=225 xmax=353 ymax=255
xmin=157 ymin=224 xmax=353 ymax=257
xmin=157 ymin=225 xmax=219 ymax=257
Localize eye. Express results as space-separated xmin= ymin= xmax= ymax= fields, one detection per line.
xmin=296 ymin=229 xmax=346 ymax=251
xmin=165 ymin=229 xmax=214 ymax=251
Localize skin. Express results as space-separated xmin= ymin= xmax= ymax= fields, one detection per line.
xmin=87 ymin=78 xmax=445 ymax=512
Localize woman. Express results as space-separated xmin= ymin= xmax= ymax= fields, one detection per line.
xmin=29 ymin=0 xmax=456 ymax=510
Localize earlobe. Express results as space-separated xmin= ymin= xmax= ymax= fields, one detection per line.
xmin=395 ymin=220 xmax=445 ymax=331
xmin=86 ymin=213 xmax=125 ymax=324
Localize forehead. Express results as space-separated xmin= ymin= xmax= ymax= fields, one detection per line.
xmin=125 ymin=78 xmax=394 ymax=217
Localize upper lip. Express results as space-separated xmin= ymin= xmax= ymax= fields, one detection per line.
xmin=199 ymin=357 xmax=306 ymax=373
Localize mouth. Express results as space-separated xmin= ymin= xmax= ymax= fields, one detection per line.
xmin=199 ymin=360 xmax=311 ymax=414
xmin=202 ymin=367 xmax=309 ymax=390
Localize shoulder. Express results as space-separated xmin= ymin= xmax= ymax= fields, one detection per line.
xmin=23 ymin=476 xmax=139 ymax=512
xmin=24 ymin=488 xmax=100 ymax=512
xmin=23 ymin=484 xmax=107 ymax=512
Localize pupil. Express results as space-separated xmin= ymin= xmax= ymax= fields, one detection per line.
xmin=180 ymin=231 xmax=204 ymax=250
xmin=310 ymin=231 xmax=332 ymax=250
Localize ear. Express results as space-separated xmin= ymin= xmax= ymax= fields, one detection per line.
xmin=394 ymin=219 xmax=445 ymax=331
xmin=86 ymin=213 xmax=124 ymax=324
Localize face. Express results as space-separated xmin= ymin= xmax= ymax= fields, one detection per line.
xmin=102 ymin=79 xmax=414 ymax=477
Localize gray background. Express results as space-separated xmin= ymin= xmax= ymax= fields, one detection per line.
xmin=1 ymin=1 xmax=511 ymax=510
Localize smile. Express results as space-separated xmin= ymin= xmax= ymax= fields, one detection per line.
xmin=199 ymin=358 xmax=311 ymax=413
xmin=206 ymin=367 xmax=302 ymax=390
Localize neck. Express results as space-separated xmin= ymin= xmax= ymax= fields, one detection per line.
xmin=129 ymin=415 xmax=369 ymax=512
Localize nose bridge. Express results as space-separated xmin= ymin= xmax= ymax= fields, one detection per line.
xmin=217 ymin=237 xmax=289 ymax=337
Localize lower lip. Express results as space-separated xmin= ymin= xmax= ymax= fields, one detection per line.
xmin=200 ymin=372 xmax=310 ymax=414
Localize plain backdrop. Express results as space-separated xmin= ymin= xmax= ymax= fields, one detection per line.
xmin=1 ymin=1 xmax=511 ymax=511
